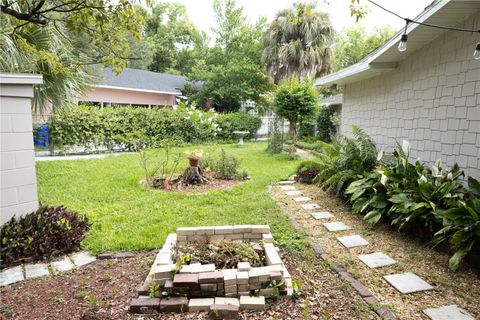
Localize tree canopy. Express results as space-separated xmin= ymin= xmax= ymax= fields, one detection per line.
xmin=262 ymin=1 xmax=334 ymax=84
xmin=184 ymin=0 xmax=273 ymax=112
xmin=333 ymin=26 xmax=394 ymax=71
xmin=273 ymin=80 xmax=318 ymax=136
xmin=1 ymin=0 xmax=143 ymax=110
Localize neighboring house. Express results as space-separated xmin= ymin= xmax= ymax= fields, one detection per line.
xmin=81 ymin=68 xmax=187 ymax=108
xmin=315 ymin=0 xmax=480 ymax=179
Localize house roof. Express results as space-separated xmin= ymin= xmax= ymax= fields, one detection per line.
xmin=321 ymin=94 xmax=343 ymax=106
xmin=97 ymin=68 xmax=187 ymax=95
xmin=315 ymin=0 xmax=480 ymax=87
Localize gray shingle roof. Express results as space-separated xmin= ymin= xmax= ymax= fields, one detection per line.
xmin=99 ymin=68 xmax=186 ymax=94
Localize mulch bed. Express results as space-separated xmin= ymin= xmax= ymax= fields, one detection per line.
xmin=142 ymin=175 xmax=245 ymax=194
xmin=271 ymin=183 xmax=480 ymax=320
xmin=0 ymin=249 xmax=378 ymax=319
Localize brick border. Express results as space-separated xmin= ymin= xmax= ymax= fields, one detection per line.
xmin=269 ymin=185 xmax=397 ymax=320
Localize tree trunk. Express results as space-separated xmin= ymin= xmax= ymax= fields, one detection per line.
xmin=289 ymin=119 xmax=297 ymax=139
xmin=180 ymin=166 xmax=209 ymax=186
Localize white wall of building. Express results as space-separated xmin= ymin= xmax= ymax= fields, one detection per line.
xmin=1 ymin=73 xmax=42 ymax=224
xmin=340 ymin=12 xmax=480 ymax=178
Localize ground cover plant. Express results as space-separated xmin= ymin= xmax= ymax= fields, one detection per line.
xmin=1 ymin=206 xmax=90 ymax=268
xmin=36 ymin=143 xmax=306 ymax=253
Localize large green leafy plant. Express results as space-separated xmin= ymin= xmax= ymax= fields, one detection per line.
xmin=313 ymin=126 xmax=377 ymax=196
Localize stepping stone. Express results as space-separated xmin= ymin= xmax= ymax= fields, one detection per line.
xmin=71 ymin=251 xmax=96 ymax=267
xmin=423 ymin=305 xmax=475 ymax=320
xmin=25 ymin=263 xmax=50 ymax=279
xmin=301 ymin=203 xmax=320 ymax=210
xmin=311 ymin=211 xmax=334 ymax=220
xmin=337 ymin=235 xmax=369 ymax=248
xmin=51 ymin=257 xmax=76 ymax=273
xmin=280 ymin=185 xmax=296 ymax=191
xmin=0 ymin=266 xmax=24 ymax=286
xmin=285 ymin=190 xmax=302 ymax=196
xmin=358 ymin=252 xmax=397 ymax=268
xmin=278 ymin=181 xmax=294 ymax=185
xmin=293 ymin=196 xmax=311 ymax=202
xmin=383 ymin=272 xmax=433 ymax=294
xmin=214 ymin=297 xmax=240 ymax=307
xmin=323 ymin=222 xmax=350 ymax=232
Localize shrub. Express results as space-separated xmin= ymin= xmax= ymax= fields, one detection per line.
xmin=313 ymin=126 xmax=377 ymax=196
xmin=273 ymin=80 xmax=317 ymax=137
xmin=295 ymin=161 xmax=322 ymax=184
xmin=345 ymin=140 xmax=479 ymax=270
xmin=216 ymin=112 xmax=262 ymax=141
xmin=1 ymin=206 xmax=90 ymax=267
xmin=202 ymin=149 xmax=247 ymax=180
xmin=316 ymin=105 xmax=336 ymax=142
xmin=49 ymin=104 xmax=261 ymax=151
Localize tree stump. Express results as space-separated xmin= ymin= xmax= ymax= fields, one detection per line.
xmin=180 ymin=166 xmax=209 ymax=186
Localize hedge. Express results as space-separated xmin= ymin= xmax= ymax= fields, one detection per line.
xmin=48 ymin=105 xmax=262 ymax=150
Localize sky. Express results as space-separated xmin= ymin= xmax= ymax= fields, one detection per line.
xmin=164 ymin=0 xmax=433 ymax=36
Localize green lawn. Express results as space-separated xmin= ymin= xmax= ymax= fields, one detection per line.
xmin=36 ymin=142 xmax=306 ymax=254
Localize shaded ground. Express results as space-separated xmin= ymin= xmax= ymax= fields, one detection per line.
xmin=271 ymin=183 xmax=480 ymax=319
xmin=0 ymin=249 xmax=378 ymax=320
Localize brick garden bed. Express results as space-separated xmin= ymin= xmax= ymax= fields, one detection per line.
xmin=130 ymin=225 xmax=293 ymax=317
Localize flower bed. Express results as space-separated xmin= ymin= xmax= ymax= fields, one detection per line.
xmin=130 ymin=225 xmax=293 ymax=315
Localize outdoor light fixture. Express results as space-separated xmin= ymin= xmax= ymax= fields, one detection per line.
xmin=474 ymin=42 xmax=480 ymax=60
xmin=398 ymin=34 xmax=408 ymax=52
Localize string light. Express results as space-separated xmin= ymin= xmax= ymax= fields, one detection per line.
xmin=474 ymin=42 xmax=480 ymax=60
xmin=368 ymin=0 xmax=480 ymax=59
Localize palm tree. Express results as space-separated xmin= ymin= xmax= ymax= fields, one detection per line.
xmin=262 ymin=2 xmax=334 ymax=84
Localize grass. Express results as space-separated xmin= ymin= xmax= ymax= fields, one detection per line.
xmin=37 ymin=142 xmax=307 ymax=254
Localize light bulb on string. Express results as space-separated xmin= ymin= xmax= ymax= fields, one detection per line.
xmin=398 ymin=34 xmax=408 ymax=52
xmin=474 ymin=42 xmax=480 ymax=60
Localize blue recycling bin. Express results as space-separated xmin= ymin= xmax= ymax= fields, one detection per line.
xmin=33 ymin=124 xmax=49 ymax=147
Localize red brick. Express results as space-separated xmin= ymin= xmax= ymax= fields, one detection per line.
xmin=159 ymin=297 xmax=189 ymax=313
xmin=129 ymin=298 xmax=160 ymax=314
xmin=198 ymin=271 xmax=224 ymax=284
xmin=209 ymin=304 xmax=239 ymax=319
xmin=173 ymin=273 xmax=199 ymax=287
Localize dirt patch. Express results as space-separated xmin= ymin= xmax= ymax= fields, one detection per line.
xmin=175 ymin=240 xmax=265 ymax=269
xmin=141 ymin=175 xmax=245 ymax=194
xmin=271 ymin=183 xmax=480 ymax=319
xmin=0 ymin=249 xmax=378 ymax=319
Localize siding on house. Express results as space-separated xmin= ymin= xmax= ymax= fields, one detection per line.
xmin=340 ymin=12 xmax=480 ymax=178
xmin=81 ymin=87 xmax=176 ymax=106
xmin=1 ymin=74 xmax=42 ymax=224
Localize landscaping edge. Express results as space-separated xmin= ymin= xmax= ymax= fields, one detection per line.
xmin=268 ymin=184 xmax=397 ymax=320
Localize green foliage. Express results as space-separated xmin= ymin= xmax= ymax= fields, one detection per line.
xmin=262 ymin=2 xmax=334 ymax=83
xmin=345 ymin=141 xmax=480 ymax=270
xmin=1 ymin=1 xmax=142 ymax=111
xmin=185 ymin=0 xmax=272 ymax=111
xmin=334 ymin=26 xmax=394 ymax=71
xmin=144 ymin=3 xmax=206 ymax=75
xmin=291 ymin=277 xmax=303 ymax=299
xmin=273 ymin=80 xmax=318 ymax=137
xmin=267 ymin=118 xmax=285 ymax=154
xmin=313 ymin=126 xmax=377 ymax=196
xmin=216 ymin=113 xmax=262 ymax=141
xmin=1 ymin=205 xmax=90 ymax=267
xmin=49 ymin=104 xmax=260 ymax=151
xmin=316 ymin=105 xmax=337 ymax=142
xmin=295 ymin=161 xmax=322 ymax=184
xmin=202 ymin=149 xmax=247 ymax=180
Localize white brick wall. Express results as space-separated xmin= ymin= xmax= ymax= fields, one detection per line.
xmin=341 ymin=12 xmax=480 ymax=179
xmin=1 ymin=74 xmax=42 ymax=224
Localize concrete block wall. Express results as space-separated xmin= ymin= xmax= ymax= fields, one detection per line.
xmin=341 ymin=12 xmax=480 ymax=179
xmin=1 ymin=74 xmax=42 ymax=224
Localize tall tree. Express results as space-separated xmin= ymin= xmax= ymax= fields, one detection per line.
xmin=185 ymin=0 xmax=272 ymax=112
xmin=333 ymin=26 xmax=394 ymax=71
xmin=145 ymin=3 xmax=206 ymax=75
xmin=262 ymin=1 xmax=334 ymax=83
xmin=0 ymin=0 xmax=143 ymax=111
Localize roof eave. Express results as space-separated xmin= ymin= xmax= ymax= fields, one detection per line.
xmin=94 ymin=84 xmax=182 ymax=96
